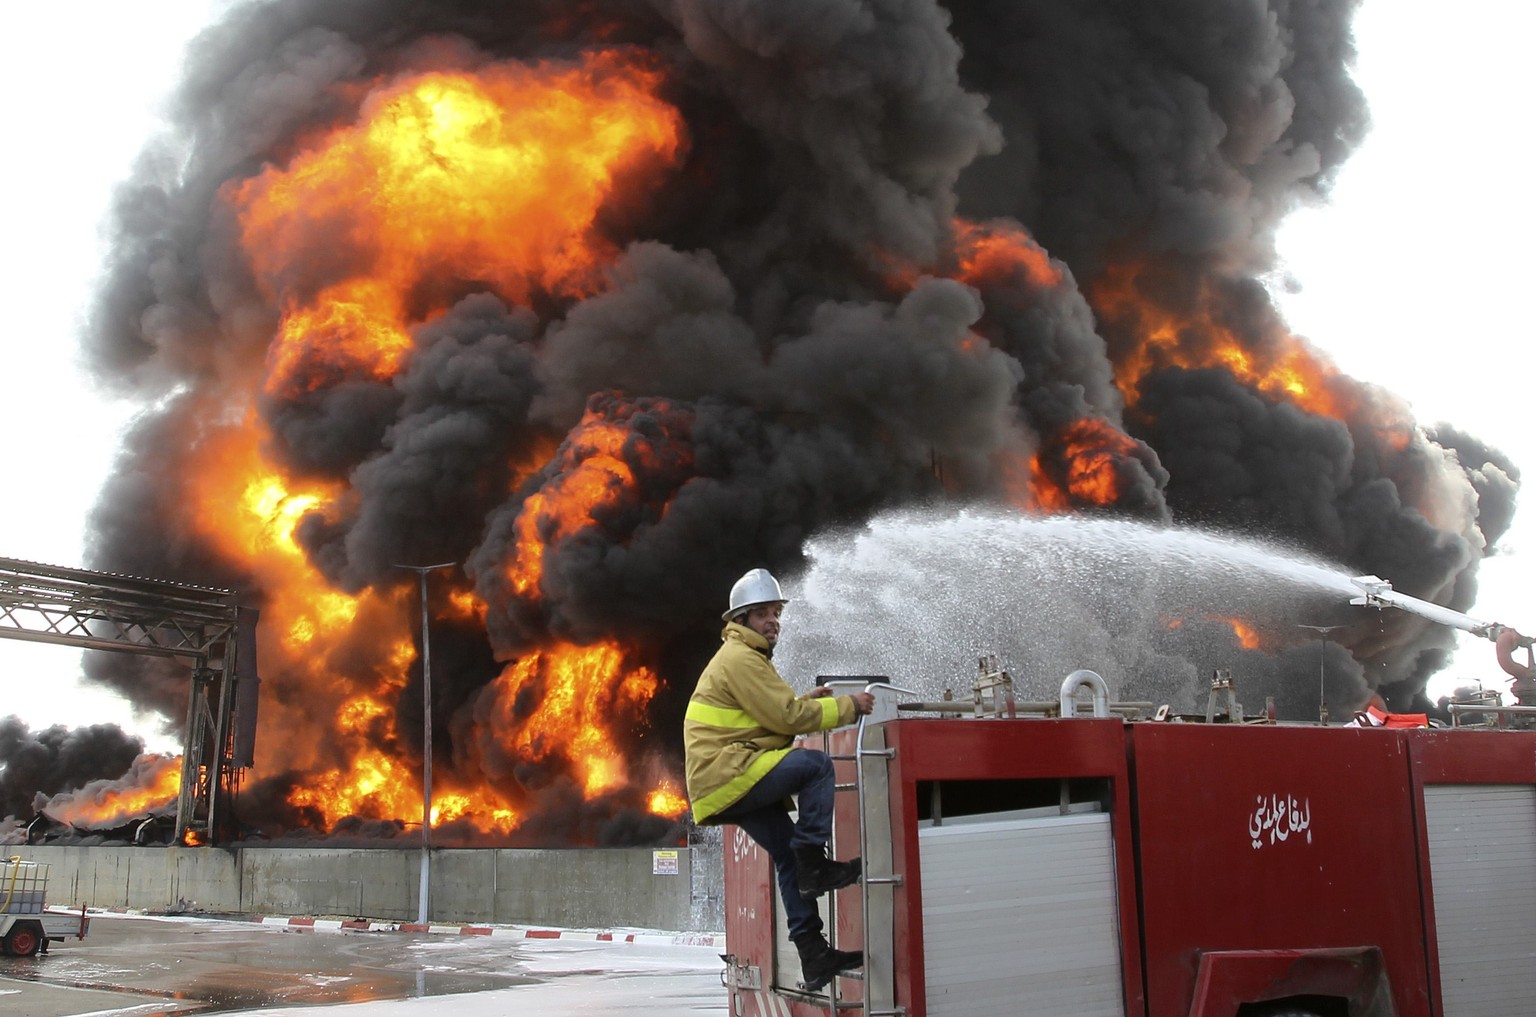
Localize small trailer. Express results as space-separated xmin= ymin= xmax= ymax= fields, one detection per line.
xmin=0 ymin=859 xmax=89 ymax=957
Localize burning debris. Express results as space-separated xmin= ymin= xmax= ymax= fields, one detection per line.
xmin=0 ymin=719 xmax=143 ymax=823
xmin=11 ymin=0 xmax=1513 ymax=842
xmin=25 ymin=755 xmax=182 ymax=845
xmin=0 ymin=741 xmax=178 ymax=847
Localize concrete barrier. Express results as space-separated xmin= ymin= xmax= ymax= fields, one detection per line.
xmin=12 ymin=845 xmax=724 ymax=931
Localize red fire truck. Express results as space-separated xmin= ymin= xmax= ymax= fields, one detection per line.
xmin=720 ymin=579 xmax=1536 ymax=1017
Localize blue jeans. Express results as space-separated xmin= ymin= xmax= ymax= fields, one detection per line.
xmin=715 ymin=747 xmax=837 ymax=941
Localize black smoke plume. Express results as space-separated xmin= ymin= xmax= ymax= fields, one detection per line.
xmin=17 ymin=0 xmax=1510 ymax=841
xmin=0 ymin=720 xmax=143 ymax=822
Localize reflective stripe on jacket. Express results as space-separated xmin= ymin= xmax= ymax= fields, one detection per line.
xmin=684 ymin=622 xmax=856 ymax=824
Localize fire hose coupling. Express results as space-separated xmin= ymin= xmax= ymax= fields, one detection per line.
xmin=1495 ymin=626 xmax=1535 ymax=682
xmin=1492 ymin=624 xmax=1536 ymax=649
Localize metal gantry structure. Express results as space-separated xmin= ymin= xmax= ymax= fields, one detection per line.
xmin=0 ymin=557 xmax=258 ymax=843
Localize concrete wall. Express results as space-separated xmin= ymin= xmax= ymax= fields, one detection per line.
xmin=12 ymin=845 xmax=725 ymax=931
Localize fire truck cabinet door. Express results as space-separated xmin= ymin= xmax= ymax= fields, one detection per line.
xmin=1423 ymin=783 xmax=1536 ymax=1016
xmin=918 ymin=810 xmax=1126 ymax=1017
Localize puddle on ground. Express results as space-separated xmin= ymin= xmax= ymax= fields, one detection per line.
xmin=5 ymin=924 xmax=544 ymax=1015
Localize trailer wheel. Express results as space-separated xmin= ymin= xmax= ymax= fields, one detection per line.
xmin=3 ymin=922 xmax=43 ymax=958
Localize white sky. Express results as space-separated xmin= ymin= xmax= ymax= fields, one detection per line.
xmin=0 ymin=2 xmax=221 ymax=749
xmin=0 ymin=0 xmax=1527 ymax=746
xmin=1272 ymin=0 xmax=1535 ymax=697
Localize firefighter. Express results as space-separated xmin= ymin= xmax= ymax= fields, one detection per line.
xmin=684 ymin=567 xmax=874 ymax=992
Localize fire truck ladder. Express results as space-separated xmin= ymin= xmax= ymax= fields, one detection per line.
xmin=0 ymin=557 xmax=259 ymax=844
xmin=807 ymin=679 xmax=915 ymax=1016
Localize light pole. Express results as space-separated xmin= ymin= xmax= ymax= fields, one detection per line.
xmin=394 ymin=562 xmax=456 ymax=926
xmin=1299 ymin=624 xmax=1346 ymax=724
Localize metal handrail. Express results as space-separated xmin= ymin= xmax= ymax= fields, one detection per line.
xmin=1447 ymin=703 xmax=1536 ymax=727
xmin=854 ymin=683 xmax=915 ymax=1017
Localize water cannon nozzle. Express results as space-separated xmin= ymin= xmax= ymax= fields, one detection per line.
xmin=1351 ymin=575 xmax=1391 ymax=596
xmin=1350 ymin=575 xmax=1392 ymax=608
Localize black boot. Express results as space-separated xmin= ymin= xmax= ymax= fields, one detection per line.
xmin=792 ymin=933 xmax=863 ymax=992
xmin=793 ymin=846 xmax=862 ymax=898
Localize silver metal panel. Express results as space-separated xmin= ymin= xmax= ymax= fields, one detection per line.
xmin=919 ymin=812 xmax=1125 ymax=1017
xmin=1424 ymin=783 xmax=1536 ymax=1017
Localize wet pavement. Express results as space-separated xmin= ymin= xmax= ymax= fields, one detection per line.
xmin=0 ymin=913 xmax=726 ymax=1016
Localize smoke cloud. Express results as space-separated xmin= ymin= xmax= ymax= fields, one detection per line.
xmin=10 ymin=0 xmax=1508 ymax=841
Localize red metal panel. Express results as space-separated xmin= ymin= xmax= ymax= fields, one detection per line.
xmin=1188 ymin=948 xmax=1394 ymax=1017
xmin=890 ymin=717 xmax=1130 ymax=779
xmin=1407 ymin=728 xmax=1536 ymax=1014
xmin=1408 ymin=727 xmax=1536 ymax=785
xmin=1131 ymin=725 xmax=1431 ymax=1017
xmin=723 ymin=818 xmax=779 ymax=1016
xmin=886 ymin=718 xmax=1146 ymax=1017
xmin=722 ymin=716 xmax=1536 ymax=1017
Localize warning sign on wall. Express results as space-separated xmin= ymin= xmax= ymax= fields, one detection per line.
xmin=653 ymin=849 xmax=679 ymax=875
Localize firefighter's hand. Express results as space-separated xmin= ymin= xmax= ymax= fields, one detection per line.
xmin=809 ymin=686 xmax=833 ymax=698
xmin=850 ymin=692 xmax=875 ymax=715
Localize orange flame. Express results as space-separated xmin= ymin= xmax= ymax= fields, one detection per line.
xmin=226 ymin=52 xmax=683 ymax=397
xmin=1056 ymin=419 xmax=1140 ymax=506
xmin=1014 ymin=418 xmax=1143 ymax=513
xmin=466 ymin=396 xmax=693 ymax=819
xmin=1024 ymin=455 xmax=1073 ymax=513
xmin=186 ymin=421 xmax=375 ymax=656
xmin=40 ymin=755 xmax=182 ymax=829
xmin=1225 ymin=617 xmax=1263 ymax=651
xmin=288 ymin=746 xmax=523 ymax=834
xmin=507 ymin=418 xmax=635 ymax=597
xmin=879 ymin=216 xmax=1065 ymax=295
xmin=87 ymin=56 xmax=697 ymax=840
xmin=505 ymin=397 xmax=692 ymax=598
xmin=952 ymin=218 xmax=1065 ymax=291
xmin=1090 ymin=258 xmax=1349 ymax=419
xmin=174 ymin=420 xmax=442 ymax=817
xmin=1164 ymin=614 xmax=1265 ymax=651
xmin=483 ymin=642 xmax=659 ymax=797
xmin=445 ymin=588 xmax=489 ymax=623
xmin=647 ymin=784 xmax=690 ymax=817
xmin=292 ymin=749 xmax=418 ymax=829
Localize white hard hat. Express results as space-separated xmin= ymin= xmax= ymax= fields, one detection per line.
xmin=723 ymin=568 xmax=790 ymax=621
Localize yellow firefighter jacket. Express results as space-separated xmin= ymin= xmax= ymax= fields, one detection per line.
xmin=684 ymin=622 xmax=857 ymax=824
